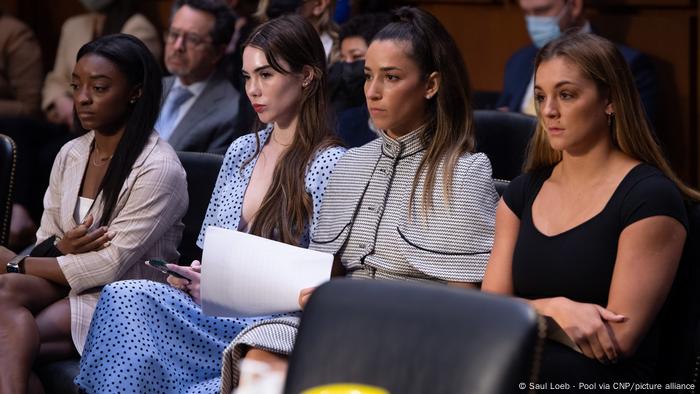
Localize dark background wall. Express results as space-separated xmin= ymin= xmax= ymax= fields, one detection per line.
xmin=1 ymin=0 xmax=698 ymax=185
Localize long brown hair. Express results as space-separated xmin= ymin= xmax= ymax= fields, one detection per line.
xmin=243 ymin=14 xmax=342 ymax=245
xmin=526 ymin=32 xmax=700 ymax=200
xmin=373 ymin=7 xmax=475 ymax=212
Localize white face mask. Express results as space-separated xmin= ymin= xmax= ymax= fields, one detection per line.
xmin=525 ymin=1 xmax=570 ymax=48
xmin=80 ymin=0 xmax=116 ymax=12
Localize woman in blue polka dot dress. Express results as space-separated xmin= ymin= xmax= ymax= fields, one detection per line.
xmin=75 ymin=14 xmax=346 ymax=393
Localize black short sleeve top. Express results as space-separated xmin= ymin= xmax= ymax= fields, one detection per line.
xmin=503 ymin=163 xmax=687 ymax=306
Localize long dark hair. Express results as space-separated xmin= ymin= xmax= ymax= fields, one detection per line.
xmin=373 ymin=7 xmax=474 ymax=212
xmin=75 ymin=34 xmax=163 ymax=225
xmin=243 ymin=14 xmax=341 ymax=245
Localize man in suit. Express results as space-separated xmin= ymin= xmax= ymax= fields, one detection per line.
xmin=497 ymin=0 xmax=657 ymax=124
xmin=158 ymin=0 xmax=239 ymax=154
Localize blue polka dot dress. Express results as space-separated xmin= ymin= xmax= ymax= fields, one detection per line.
xmin=75 ymin=126 xmax=346 ymax=393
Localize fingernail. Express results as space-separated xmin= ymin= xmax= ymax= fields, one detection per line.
xmin=103 ymin=241 xmax=111 ymax=247
xmin=107 ymin=232 xmax=115 ymax=238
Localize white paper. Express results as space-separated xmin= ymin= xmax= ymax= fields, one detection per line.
xmin=200 ymin=226 xmax=334 ymax=317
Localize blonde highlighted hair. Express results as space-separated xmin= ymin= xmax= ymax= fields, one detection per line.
xmin=526 ymin=32 xmax=700 ymax=201
xmin=373 ymin=7 xmax=475 ymax=213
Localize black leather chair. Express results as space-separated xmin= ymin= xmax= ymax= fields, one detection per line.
xmin=285 ymin=279 xmax=543 ymax=394
xmin=656 ymin=202 xmax=700 ymax=388
xmin=494 ymin=178 xmax=509 ymax=197
xmin=36 ymin=151 xmax=224 ymax=393
xmin=176 ymin=151 xmax=224 ymax=264
xmin=472 ymin=90 xmax=502 ymax=110
xmin=474 ymin=110 xmax=536 ymax=181
xmin=0 ymin=133 xmax=16 ymax=246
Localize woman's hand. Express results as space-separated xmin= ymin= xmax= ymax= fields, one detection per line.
xmin=56 ymin=214 xmax=114 ymax=255
xmin=167 ymin=261 xmax=202 ymax=305
xmin=546 ymin=297 xmax=627 ymax=364
xmin=298 ymin=287 xmax=316 ymax=310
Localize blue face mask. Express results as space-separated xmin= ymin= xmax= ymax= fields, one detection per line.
xmin=525 ymin=15 xmax=561 ymax=48
xmin=525 ymin=2 xmax=570 ymax=48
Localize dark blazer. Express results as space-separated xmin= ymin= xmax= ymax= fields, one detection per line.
xmin=162 ymin=73 xmax=240 ymax=154
xmin=496 ymin=42 xmax=657 ymax=125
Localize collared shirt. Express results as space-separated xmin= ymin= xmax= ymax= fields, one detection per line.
xmin=197 ymin=125 xmax=346 ymax=248
xmin=311 ymin=127 xmax=499 ymax=283
xmin=170 ymin=76 xmax=208 ymax=130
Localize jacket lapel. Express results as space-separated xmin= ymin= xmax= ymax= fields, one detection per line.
xmin=168 ymin=77 xmax=227 ymax=149
xmin=91 ymin=132 xmax=160 ymax=225
xmin=62 ymin=133 xmax=93 ymax=229
xmin=311 ymin=142 xmax=381 ymax=254
xmin=112 ymin=131 xmax=159 ymax=209
xmin=161 ymin=76 xmax=175 ymax=105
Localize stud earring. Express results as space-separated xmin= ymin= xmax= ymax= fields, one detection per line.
xmin=130 ymin=98 xmax=137 ymax=104
xmin=606 ymin=111 xmax=615 ymax=128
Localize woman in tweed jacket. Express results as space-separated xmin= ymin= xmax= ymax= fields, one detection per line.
xmin=0 ymin=35 xmax=187 ymax=394
xmin=224 ymin=7 xmax=499 ymax=392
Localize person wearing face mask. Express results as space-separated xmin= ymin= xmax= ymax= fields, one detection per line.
xmin=329 ymin=12 xmax=389 ymax=148
xmin=496 ymin=0 xmax=657 ymax=126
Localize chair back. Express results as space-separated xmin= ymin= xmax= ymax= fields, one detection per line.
xmin=176 ymin=151 xmax=223 ymax=264
xmin=474 ymin=110 xmax=536 ymax=180
xmin=494 ymin=178 xmax=509 ymax=197
xmin=656 ymin=202 xmax=700 ymax=386
xmin=0 ymin=134 xmax=16 ymax=246
xmin=285 ymin=279 xmax=543 ymax=394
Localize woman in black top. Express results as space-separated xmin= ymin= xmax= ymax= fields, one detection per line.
xmin=483 ymin=33 xmax=698 ymax=383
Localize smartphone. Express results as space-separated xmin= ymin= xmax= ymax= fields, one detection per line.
xmin=145 ymin=259 xmax=190 ymax=281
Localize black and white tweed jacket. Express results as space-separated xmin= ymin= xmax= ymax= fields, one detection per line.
xmin=311 ymin=130 xmax=497 ymax=282
xmin=220 ymin=130 xmax=498 ymax=392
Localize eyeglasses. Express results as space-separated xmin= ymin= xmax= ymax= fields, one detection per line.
xmin=165 ymin=29 xmax=212 ymax=49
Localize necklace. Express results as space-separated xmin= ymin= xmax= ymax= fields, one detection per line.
xmin=92 ymin=144 xmax=113 ymax=167
xmin=271 ymin=132 xmax=292 ymax=147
